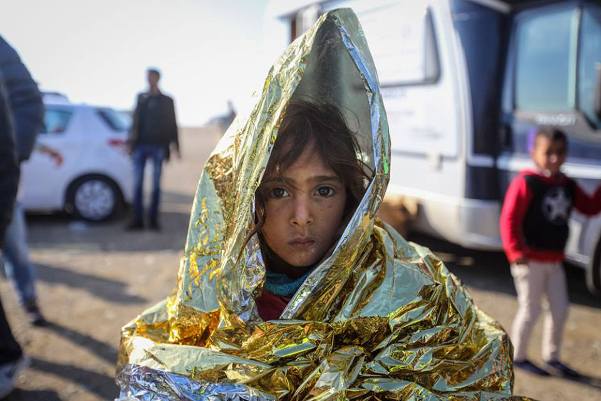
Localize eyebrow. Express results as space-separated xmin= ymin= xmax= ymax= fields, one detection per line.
xmin=262 ymin=175 xmax=342 ymax=187
xmin=311 ymin=175 xmax=343 ymax=184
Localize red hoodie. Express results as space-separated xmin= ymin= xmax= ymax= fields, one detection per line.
xmin=256 ymin=290 xmax=290 ymax=321
xmin=500 ymin=168 xmax=601 ymax=263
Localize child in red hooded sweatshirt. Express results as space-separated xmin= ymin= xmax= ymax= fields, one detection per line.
xmin=500 ymin=127 xmax=601 ymax=377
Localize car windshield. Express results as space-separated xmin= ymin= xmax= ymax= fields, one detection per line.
xmin=97 ymin=108 xmax=132 ymax=132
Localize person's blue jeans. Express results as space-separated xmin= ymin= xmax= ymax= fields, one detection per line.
xmin=1 ymin=202 xmax=37 ymax=306
xmin=132 ymin=144 xmax=166 ymax=223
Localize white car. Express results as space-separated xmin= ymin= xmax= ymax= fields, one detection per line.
xmin=19 ymin=94 xmax=133 ymax=221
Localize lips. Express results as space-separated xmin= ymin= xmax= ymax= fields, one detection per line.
xmin=289 ymin=238 xmax=316 ymax=248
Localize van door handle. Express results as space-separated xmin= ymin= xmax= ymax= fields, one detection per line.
xmin=499 ymin=124 xmax=512 ymax=149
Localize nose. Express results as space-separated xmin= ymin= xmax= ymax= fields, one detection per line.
xmin=290 ymin=196 xmax=313 ymax=226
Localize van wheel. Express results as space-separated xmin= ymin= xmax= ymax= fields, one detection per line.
xmin=66 ymin=175 xmax=122 ymax=222
xmin=586 ymin=238 xmax=601 ymax=296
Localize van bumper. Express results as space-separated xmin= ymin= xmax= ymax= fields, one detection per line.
xmin=387 ymin=186 xmax=502 ymax=250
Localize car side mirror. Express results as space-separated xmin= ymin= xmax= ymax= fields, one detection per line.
xmin=595 ymin=63 xmax=601 ymax=118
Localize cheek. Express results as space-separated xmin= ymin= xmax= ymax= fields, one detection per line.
xmin=317 ymin=197 xmax=347 ymax=232
xmin=535 ymin=153 xmax=549 ymax=166
xmin=262 ymin=201 xmax=288 ymax=239
xmin=264 ymin=198 xmax=293 ymax=222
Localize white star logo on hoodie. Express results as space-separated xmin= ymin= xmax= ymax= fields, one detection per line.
xmin=542 ymin=187 xmax=571 ymax=224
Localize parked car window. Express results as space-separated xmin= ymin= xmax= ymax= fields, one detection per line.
xmin=515 ymin=6 xmax=577 ymax=111
xmin=97 ymin=108 xmax=132 ymax=132
xmin=41 ymin=108 xmax=73 ymax=134
xmin=578 ymin=6 xmax=601 ymax=129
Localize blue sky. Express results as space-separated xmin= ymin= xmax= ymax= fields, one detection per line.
xmin=0 ymin=0 xmax=285 ymax=126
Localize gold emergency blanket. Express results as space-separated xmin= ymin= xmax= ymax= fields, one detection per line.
xmin=116 ymin=9 xmax=524 ymax=401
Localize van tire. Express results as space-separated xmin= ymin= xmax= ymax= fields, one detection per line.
xmin=586 ymin=238 xmax=601 ymax=296
xmin=66 ymin=175 xmax=123 ymax=222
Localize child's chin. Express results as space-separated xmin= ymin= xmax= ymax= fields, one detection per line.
xmin=287 ymin=254 xmax=320 ymax=268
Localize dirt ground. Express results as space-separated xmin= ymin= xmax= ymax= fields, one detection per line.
xmin=1 ymin=127 xmax=600 ymax=401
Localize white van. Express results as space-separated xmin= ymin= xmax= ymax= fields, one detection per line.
xmin=269 ymin=0 xmax=601 ymax=294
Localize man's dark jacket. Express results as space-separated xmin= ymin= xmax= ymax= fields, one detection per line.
xmin=0 ymin=36 xmax=44 ymax=162
xmin=129 ymin=92 xmax=179 ymax=158
xmin=0 ymin=71 xmax=19 ymax=247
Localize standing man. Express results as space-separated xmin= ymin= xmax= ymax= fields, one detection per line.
xmin=127 ymin=68 xmax=179 ymax=231
xmin=0 ymin=69 xmax=28 ymax=399
xmin=0 ymin=36 xmax=47 ymax=326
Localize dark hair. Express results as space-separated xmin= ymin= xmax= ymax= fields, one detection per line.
xmin=253 ymin=100 xmax=371 ymax=233
xmin=147 ymin=68 xmax=161 ymax=78
xmin=534 ymin=127 xmax=568 ymax=148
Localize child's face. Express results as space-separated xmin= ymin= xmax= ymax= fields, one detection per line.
xmin=260 ymin=142 xmax=347 ymax=267
xmin=531 ymin=135 xmax=566 ymax=175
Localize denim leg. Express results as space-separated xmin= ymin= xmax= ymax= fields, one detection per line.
xmin=132 ymin=147 xmax=147 ymax=223
xmin=1 ymin=203 xmax=36 ymax=306
xmin=148 ymin=147 xmax=165 ymax=223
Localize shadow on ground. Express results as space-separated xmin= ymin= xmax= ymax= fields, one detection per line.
xmin=29 ymin=358 xmax=117 ymax=400
xmin=7 ymin=389 xmax=62 ymax=401
xmin=42 ymin=321 xmax=118 ymax=365
xmin=409 ymin=233 xmax=601 ymax=309
xmin=562 ymin=373 xmax=601 ymax=391
xmin=36 ymin=264 xmax=146 ymax=304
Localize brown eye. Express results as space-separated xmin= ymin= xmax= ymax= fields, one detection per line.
xmin=270 ymin=187 xmax=289 ymax=198
xmin=316 ymin=186 xmax=335 ymax=197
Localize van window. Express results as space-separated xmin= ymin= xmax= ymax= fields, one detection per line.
xmin=578 ymin=6 xmax=601 ymax=129
xmin=289 ymin=4 xmax=320 ymax=41
xmin=515 ymin=7 xmax=578 ymax=111
xmin=41 ymin=108 xmax=73 ymax=134
xmin=356 ymin=3 xmax=439 ymax=85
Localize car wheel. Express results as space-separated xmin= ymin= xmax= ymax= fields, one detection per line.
xmin=586 ymin=238 xmax=601 ymax=296
xmin=67 ymin=175 xmax=121 ymax=221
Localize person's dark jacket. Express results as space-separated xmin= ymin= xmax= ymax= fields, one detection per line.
xmin=0 ymin=71 xmax=19 ymax=247
xmin=0 ymin=36 xmax=44 ymax=162
xmin=129 ymin=91 xmax=179 ymax=159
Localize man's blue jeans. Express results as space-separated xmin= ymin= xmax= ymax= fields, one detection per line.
xmin=132 ymin=144 xmax=166 ymax=224
xmin=1 ymin=202 xmax=37 ymax=306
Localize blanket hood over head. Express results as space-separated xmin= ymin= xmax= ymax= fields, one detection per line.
xmin=116 ymin=9 xmax=526 ymax=401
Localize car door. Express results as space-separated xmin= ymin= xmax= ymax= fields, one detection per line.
xmin=19 ymin=105 xmax=75 ymax=210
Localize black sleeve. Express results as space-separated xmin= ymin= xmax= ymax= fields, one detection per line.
xmin=129 ymin=93 xmax=144 ymax=146
xmin=0 ymin=36 xmax=43 ymax=162
xmin=168 ymin=97 xmax=179 ymax=149
xmin=0 ymin=75 xmax=19 ymax=247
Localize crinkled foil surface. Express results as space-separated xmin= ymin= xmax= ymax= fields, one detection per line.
xmin=116 ymin=9 xmax=530 ymax=401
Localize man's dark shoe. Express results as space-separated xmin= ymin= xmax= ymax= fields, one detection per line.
xmin=544 ymin=360 xmax=581 ymax=378
xmin=514 ymin=359 xmax=550 ymax=376
xmin=149 ymin=220 xmax=161 ymax=231
xmin=25 ymin=302 xmax=47 ymax=327
xmin=126 ymin=220 xmax=145 ymax=231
